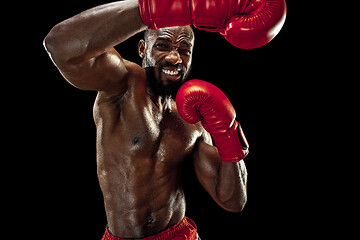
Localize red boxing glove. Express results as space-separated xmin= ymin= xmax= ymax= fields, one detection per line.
xmin=176 ymin=80 xmax=249 ymax=162
xmin=138 ymin=0 xmax=191 ymax=29
xmin=191 ymin=0 xmax=287 ymax=49
xmin=138 ymin=0 xmax=286 ymax=49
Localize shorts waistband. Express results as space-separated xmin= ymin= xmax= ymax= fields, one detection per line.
xmin=102 ymin=216 xmax=198 ymax=240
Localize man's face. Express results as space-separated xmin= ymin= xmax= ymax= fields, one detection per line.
xmin=139 ymin=26 xmax=194 ymax=97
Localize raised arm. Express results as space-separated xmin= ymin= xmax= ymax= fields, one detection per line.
xmin=43 ymin=0 xmax=147 ymax=92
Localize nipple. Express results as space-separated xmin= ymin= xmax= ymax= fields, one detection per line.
xmin=132 ymin=136 xmax=140 ymax=145
xmin=146 ymin=218 xmax=154 ymax=225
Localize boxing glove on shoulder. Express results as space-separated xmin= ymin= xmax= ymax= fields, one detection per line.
xmin=176 ymin=79 xmax=249 ymax=162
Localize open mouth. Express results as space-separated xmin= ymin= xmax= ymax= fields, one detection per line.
xmin=162 ymin=69 xmax=179 ymax=76
xmin=161 ymin=67 xmax=183 ymax=81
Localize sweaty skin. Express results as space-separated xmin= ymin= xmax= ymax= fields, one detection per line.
xmin=44 ymin=0 xmax=247 ymax=238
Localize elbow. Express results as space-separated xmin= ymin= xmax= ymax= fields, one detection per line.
xmin=43 ymin=31 xmax=65 ymax=66
xmin=43 ymin=25 xmax=61 ymax=59
xmin=217 ymin=192 xmax=247 ymax=213
xmin=228 ymin=196 xmax=247 ymax=213
xmin=43 ymin=23 xmax=78 ymax=65
xmin=235 ymin=197 xmax=247 ymax=213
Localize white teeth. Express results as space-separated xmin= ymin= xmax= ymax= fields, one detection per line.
xmin=162 ymin=69 xmax=178 ymax=76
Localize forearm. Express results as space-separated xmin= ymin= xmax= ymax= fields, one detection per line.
xmin=44 ymin=0 xmax=146 ymax=65
xmin=216 ymin=160 xmax=248 ymax=212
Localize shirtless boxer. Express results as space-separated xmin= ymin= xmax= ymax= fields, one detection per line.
xmin=44 ymin=0 xmax=286 ymax=239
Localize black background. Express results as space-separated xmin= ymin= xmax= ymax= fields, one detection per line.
xmin=5 ymin=1 xmax=345 ymax=239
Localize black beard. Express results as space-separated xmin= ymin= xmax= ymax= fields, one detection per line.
xmin=145 ymin=66 xmax=190 ymax=99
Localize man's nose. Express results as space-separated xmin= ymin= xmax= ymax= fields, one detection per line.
xmin=165 ymin=50 xmax=182 ymax=65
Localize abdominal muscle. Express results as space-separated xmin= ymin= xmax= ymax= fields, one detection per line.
xmin=97 ymin=158 xmax=187 ymax=239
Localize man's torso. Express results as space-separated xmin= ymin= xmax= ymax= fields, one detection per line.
xmin=93 ymin=74 xmax=203 ymax=238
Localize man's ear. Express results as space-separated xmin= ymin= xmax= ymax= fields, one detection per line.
xmin=138 ymin=39 xmax=145 ymax=58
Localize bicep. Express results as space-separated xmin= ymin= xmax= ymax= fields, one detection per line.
xmin=58 ymin=48 xmax=133 ymax=93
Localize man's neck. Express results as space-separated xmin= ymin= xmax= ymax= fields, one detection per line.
xmin=147 ymin=87 xmax=174 ymax=113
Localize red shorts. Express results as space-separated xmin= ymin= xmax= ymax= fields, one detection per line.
xmin=101 ymin=216 xmax=198 ymax=240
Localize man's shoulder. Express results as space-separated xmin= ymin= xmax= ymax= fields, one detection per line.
xmin=124 ymin=60 xmax=146 ymax=83
xmin=95 ymin=60 xmax=146 ymax=97
xmin=94 ymin=64 xmax=149 ymax=115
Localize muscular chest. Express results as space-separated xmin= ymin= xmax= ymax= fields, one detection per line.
xmin=131 ymin=105 xmax=200 ymax=163
xmin=94 ymin=94 xmax=201 ymax=166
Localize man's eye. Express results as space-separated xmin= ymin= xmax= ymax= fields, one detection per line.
xmin=155 ymin=44 xmax=169 ymax=50
xmin=179 ymin=49 xmax=191 ymax=56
